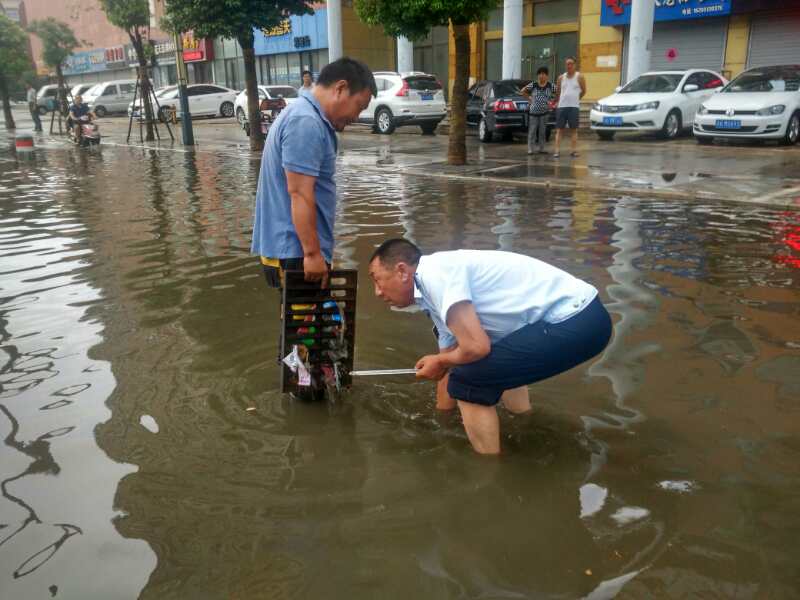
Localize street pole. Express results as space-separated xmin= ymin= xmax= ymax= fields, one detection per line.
xmin=174 ymin=32 xmax=194 ymax=146
xmin=502 ymin=0 xmax=523 ymax=80
xmin=326 ymin=0 xmax=343 ymax=63
xmin=626 ymin=0 xmax=655 ymax=84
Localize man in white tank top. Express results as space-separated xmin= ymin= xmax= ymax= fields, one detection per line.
xmin=553 ymin=57 xmax=586 ymax=158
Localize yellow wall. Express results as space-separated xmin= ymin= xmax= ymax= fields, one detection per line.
xmin=723 ymin=14 xmax=751 ymax=80
xmin=578 ymin=0 xmax=623 ymax=101
xmin=341 ymin=6 xmax=396 ymax=72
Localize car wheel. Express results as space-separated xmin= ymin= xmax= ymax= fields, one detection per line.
xmin=659 ymin=110 xmax=681 ymax=139
xmin=376 ymin=107 xmax=395 ymax=134
xmin=597 ymin=131 xmax=615 ymax=141
xmin=37 ymin=106 xmax=48 ymax=115
xmin=696 ymin=136 xmax=713 ymax=146
xmin=236 ymin=107 xmax=246 ymax=125
xmin=94 ymin=106 xmax=107 ymax=118
xmin=781 ymin=111 xmax=800 ymax=146
xmin=220 ymin=101 xmax=235 ymax=118
xmin=478 ymin=117 xmax=493 ymax=143
xmin=420 ymin=122 xmax=437 ymax=135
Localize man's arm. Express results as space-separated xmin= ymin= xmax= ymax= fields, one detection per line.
xmin=415 ymin=301 xmax=491 ymax=380
xmin=579 ymin=74 xmax=587 ymax=99
xmin=286 ymin=170 xmax=328 ymax=287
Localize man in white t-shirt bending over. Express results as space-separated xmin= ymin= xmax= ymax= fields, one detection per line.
xmin=368 ymin=239 xmax=612 ymax=455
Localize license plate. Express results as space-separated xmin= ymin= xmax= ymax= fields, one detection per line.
xmin=602 ymin=116 xmax=623 ymax=126
xmin=420 ymin=93 xmax=433 ymax=101
xmin=715 ymin=119 xmax=741 ymax=130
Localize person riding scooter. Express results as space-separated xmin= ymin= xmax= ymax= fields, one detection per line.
xmin=68 ymin=96 xmax=96 ymax=144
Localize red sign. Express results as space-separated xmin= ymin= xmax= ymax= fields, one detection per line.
xmin=182 ymin=37 xmax=213 ymax=63
xmin=666 ymin=48 xmax=679 ymax=62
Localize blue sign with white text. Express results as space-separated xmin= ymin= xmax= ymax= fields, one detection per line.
xmin=253 ymin=9 xmax=328 ymax=55
xmin=601 ymin=0 xmax=732 ymax=26
xmin=63 ymin=49 xmax=108 ymax=75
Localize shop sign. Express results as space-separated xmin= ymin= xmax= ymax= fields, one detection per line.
xmin=601 ymin=0 xmax=732 ymax=26
xmin=63 ymin=49 xmax=108 ymax=75
xmin=153 ymin=40 xmax=177 ymax=56
xmin=105 ymin=45 xmax=126 ymax=65
xmin=262 ymin=20 xmax=291 ymax=37
xmin=182 ymin=36 xmax=213 ymax=62
xmin=254 ymin=9 xmax=328 ymax=55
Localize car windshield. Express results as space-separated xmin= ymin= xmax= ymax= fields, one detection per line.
xmin=493 ymin=81 xmax=527 ymax=97
xmin=405 ymin=77 xmax=442 ymax=91
xmin=268 ymin=87 xmax=297 ymax=98
xmin=723 ymin=67 xmax=800 ymax=93
xmin=85 ymin=85 xmax=102 ymax=97
xmin=620 ymin=74 xmax=682 ymax=93
xmin=159 ymin=88 xmax=178 ymax=99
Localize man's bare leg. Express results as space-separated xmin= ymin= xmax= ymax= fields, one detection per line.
xmin=571 ymin=127 xmax=578 ymax=154
xmin=457 ymin=400 xmax=500 ymax=454
xmin=554 ymin=128 xmax=562 ymax=155
xmin=436 ymin=373 xmax=456 ymax=410
xmin=501 ymin=386 xmax=531 ymax=414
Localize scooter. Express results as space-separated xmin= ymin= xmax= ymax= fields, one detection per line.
xmin=242 ymin=97 xmax=286 ymax=137
xmin=70 ymin=115 xmax=101 ymax=147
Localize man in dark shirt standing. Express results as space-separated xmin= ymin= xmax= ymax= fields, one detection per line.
xmin=521 ymin=67 xmax=555 ymax=155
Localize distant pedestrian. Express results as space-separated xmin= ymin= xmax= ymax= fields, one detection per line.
xmin=300 ymin=70 xmax=314 ymax=91
xmin=553 ymin=57 xmax=586 ymax=158
xmin=26 ymin=84 xmax=42 ymax=132
xmin=521 ymin=67 xmax=555 ymax=155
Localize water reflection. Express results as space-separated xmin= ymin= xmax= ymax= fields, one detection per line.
xmin=0 ymin=133 xmax=799 ymax=598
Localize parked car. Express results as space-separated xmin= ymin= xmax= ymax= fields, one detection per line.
xmin=35 ymin=84 xmax=60 ymax=114
xmin=70 ymin=83 xmax=95 ymax=100
xmin=149 ymin=84 xmax=238 ymax=120
xmin=590 ymin=70 xmax=726 ymax=140
xmin=358 ymin=71 xmax=446 ymax=134
xmin=466 ymin=79 xmax=554 ymax=143
xmin=83 ymin=80 xmax=138 ymax=116
xmin=234 ymin=85 xmax=298 ymax=125
xmin=128 ymin=86 xmax=178 ymax=118
xmin=694 ymin=64 xmax=800 ymax=146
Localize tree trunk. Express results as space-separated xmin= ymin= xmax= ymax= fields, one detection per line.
xmin=55 ymin=65 xmax=68 ymax=116
xmin=0 ymin=75 xmax=16 ymax=130
xmin=448 ymin=22 xmax=470 ymax=166
xmin=238 ymin=32 xmax=263 ymax=152
xmin=131 ymin=30 xmax=155 ymax=142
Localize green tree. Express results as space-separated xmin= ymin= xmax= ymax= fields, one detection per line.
xmin=164 ymin=0 xmax=314 ymax=151
xmin=28 ymin=18 xmax=80 ymax=116
xmin=354 ymin=0 xmax=495 ymax=165
xmin=99 ymin=0 xmax=157 ymax=140
xmin=0 ymin=14 xmax=33 ymax=129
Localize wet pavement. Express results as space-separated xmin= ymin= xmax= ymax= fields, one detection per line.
xmin=1 ymin=107 xmax=800 ymax=599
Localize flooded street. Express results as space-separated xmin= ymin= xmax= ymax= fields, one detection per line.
xmin=1 ymin=131 xmax=800 ymax=599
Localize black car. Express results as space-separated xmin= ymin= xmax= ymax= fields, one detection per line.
xmin=466 ymin=79 xmax=555 ymax=143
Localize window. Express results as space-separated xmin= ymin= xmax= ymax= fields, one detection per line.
xmin=485 ymin=6 xmax=503 ymax=31
xmin=533 ymin=0 xmax=578 ymax=26
xmin=405 ymin=76 xmax=442 ymax=91
xmin=620 ymin=74 xmax=682 ymax=93
xmin=101 ymin=85 xmax=117 ymax=96
xmin=266 ymin=86 xmax=298 ymax=98
xmin=724 ymin=67 xmax=800 ymax=93
xmin=119 ymin=83 xmax=135 ymax=94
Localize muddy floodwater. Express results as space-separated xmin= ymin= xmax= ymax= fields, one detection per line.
xmin=1 ymin=136 xmax=800 ymax=599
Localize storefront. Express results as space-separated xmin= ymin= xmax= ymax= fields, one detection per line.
xmin=253 ymin=10 xmax=329 ymax=88
xmin=603 ymin=0 xmax=733 ymax=81
xmin=746 ymin=8 xmax=800 ymax=68
xmin=484 ymin=0 xmax=580 ymax=81
xmin=63 ymin=47 xmax=135 ymax=86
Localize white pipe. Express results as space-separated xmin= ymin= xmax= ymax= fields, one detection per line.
xmin=397 ymin=36 xmax=413 ymax=73
xmin=626 ymin=0 xmax=656 ymax=83
xmin=327 ymin=0 xmax=343 ymax=62
xmin=502 ymin=0 xmax=523 ymax=79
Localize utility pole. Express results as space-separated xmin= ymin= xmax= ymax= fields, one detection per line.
xmin=174 ymin=31 xmax=194 ymax=145
xmin=626 ymin=0 xmax=655 ymax=84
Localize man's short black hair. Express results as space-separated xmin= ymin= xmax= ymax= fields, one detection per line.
xmin=370 ymin=238 xmax=421 ymax=268
xmin=536 ymin=66 xmax=549 ymax=76
xmin=302 ymin=70 xmax=312 ymax=77
xmin=317 ymin=57 xmax=377 ymax=97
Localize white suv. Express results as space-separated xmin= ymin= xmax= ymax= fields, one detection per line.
xmin=358 ymin=71 xmax=446 ymax=134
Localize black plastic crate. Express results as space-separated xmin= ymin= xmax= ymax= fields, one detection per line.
xmin=280 ymin=269 xmax=357 ymax=398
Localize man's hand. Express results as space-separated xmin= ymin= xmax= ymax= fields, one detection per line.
xmin=304 ymin=251 xmax=329 ymax=288
xmin=415 ymin=354 xmax=448 ymax=381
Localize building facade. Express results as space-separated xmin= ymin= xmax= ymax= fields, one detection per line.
xmin=447 ymin=0 xmax=800 ymax=103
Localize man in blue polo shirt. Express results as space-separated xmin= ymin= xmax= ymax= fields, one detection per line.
xmin=251 ymin=58 xmax=376 ymax=288
xmin=368 ymin=239 xmax=612 ymax=455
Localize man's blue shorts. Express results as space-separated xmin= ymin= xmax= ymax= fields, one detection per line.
xmin=447 ymin=297 xmax=612 ymax=406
